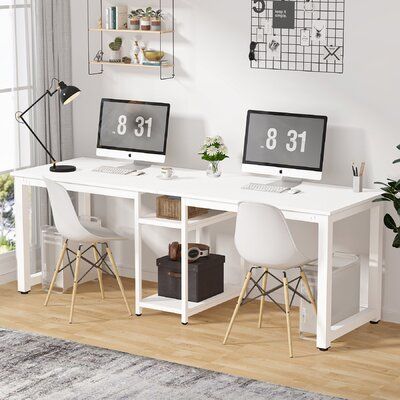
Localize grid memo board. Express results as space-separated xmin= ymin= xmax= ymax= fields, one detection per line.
xmin=250 ymin=0 xmax=345 ymax=73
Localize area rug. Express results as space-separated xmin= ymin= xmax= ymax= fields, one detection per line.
xmin=0 ymin=328 xmax=343 ymax=400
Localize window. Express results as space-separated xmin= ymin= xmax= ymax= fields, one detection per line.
xmin=0 ymin=1 xmax=32 ymax=262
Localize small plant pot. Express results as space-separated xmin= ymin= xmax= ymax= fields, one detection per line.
xmin=151 ymin=17 xmax=161 ymax=31
xmin=128 ymin=17 xmax=140 ymax=30
xmin=140 ymin=16 xmax=151 ymax=31
xmin=109 ymin=50 xmax=121 ymax=62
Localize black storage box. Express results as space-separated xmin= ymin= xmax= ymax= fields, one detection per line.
xmin=156 ymin=254 xmax=225 ymax=302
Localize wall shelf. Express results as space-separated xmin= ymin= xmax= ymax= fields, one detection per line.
xmin=89 ymin=28 xmax=174 ymax=35
xmin=87 ymin=0 xmax=175 ymax=80
xmin=90 ymin=61 xmax=174 ymax=69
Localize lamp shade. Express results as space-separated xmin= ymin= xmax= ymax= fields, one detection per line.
xmin=58 ymin=81 xmax=81 ymax=105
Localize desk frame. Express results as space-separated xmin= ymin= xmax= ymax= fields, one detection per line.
xmin=14 ymin=175 xmax=383 ymax=350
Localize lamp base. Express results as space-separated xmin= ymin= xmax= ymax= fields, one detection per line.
xmin=49 ymin=165 xmax=76 ymax=173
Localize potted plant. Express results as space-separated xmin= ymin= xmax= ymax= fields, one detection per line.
xmin=138 ymin=7 xmax=153 ymax=31
xmin=108 ymin=37 xmax=122 ymax=62
xmin=374 ymin=144 xmax=400 ymax=248
xmin=128 ymin=10 xmax=141 ymax=30
xmin=151 ymin=9 xmax=163 ymax=31
xmin=199 ymin=136 xmax=229 ymax=177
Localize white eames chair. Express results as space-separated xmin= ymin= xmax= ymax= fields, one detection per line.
xmin=223 ymin=202 xmax=317 ymax=358
xmin=43 ymin=178 xmax=132 ymax=323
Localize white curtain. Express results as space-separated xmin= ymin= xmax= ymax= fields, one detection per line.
xmin=32 ymin=0 xmax=74 ymax=167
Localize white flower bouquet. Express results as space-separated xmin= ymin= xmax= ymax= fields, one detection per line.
xmin=199 ymin=136 xmax=228 ymax=177
xmin=198 ymin=135 xmax=229 ymax=163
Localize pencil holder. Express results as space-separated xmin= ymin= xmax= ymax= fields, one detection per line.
xmin=353 ymin=176 xmax=363 ymax=193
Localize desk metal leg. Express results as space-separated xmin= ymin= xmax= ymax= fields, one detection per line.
xmin=369 ymin=205 xmax=383 ymax=323
xmin=316 ymin=217 xmax=333 ymax=350
xmin=181 ymin=199 xmax=189 ymax=324
xmin=134 ymin=194 xmax=143 ymax=316
xmin=15 ymin=180 xmax=31 ymax=293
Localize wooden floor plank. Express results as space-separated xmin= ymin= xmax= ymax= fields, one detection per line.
xmin=0 ymin=277 xmax=399 ymax=400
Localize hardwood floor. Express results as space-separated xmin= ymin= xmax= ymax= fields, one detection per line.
xmin=0 ymin=276 xmax=399 ymax=400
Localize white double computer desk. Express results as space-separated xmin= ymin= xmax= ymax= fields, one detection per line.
xmin=12 ymin=157 xmax=383 ymax=350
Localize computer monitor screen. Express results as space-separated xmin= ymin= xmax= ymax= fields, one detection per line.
xmin=97 ymin=98 xmax=170 ymax=163
xmin=243 ymin=110 xmax=327 ymax=180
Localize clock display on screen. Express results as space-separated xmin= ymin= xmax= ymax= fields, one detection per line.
xmin=244 ymin=111 xmax=327 ymax=170
xmin=98 ymin=100 xmax=170 ymax=154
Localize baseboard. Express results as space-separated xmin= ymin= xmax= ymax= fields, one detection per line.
xmin=382 ymin=308 xmax=400 ymax=324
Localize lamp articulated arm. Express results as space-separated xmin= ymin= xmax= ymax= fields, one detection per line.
xmin=15 ymin=78 xmax=80 ymax=173
xmin=17 ymin=89 xmax=58 ymax=168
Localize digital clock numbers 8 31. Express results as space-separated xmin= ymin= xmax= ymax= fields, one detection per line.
xmin=113 ymin=115 xmax=153 ymax=138
xmin=262 ymin=128 xmax=307 ymax=153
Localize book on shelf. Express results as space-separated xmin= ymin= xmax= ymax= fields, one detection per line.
xmin=104 ymin=5 xmax=127 ymax=30
xmin=116 ymin=5 xmax=127 ymax=29
xmin=142 ymin=60 xmax=169 ymax=66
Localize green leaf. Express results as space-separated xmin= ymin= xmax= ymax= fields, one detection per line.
xmin=393 ymin=233 xmax=400 ymax=248
xmin=374 ymin=181 xmax=389 ymax=186
xmin=382 ymin=193 xmax=397 ymax=201
xmin=396 ymin=144 xmax=400 ymax=150
xmin=373 ymin=198 xmax=390 ymax=203
xmin=393 ymin=158 xmax=400 ymax=164
xmin=384 ymin=214 xmax=397 ymax=230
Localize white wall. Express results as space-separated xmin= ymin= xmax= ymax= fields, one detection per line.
xmin=70 ymin=0 xmax=400 ymax=322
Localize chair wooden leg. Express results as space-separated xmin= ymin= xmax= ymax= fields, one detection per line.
xmin=300 ymin=268 xmax=317 ymax=315
xmin=69 ymin=248 xmax=82 ymax=324
xmin=258 ymin=267 xmax=268 ymax=328
xmin=283 ymin=273 xmax=293 ymax=358
xmin=223 ymin=271 xmax=252 ymax=345
xmin=92 ymin=243 xmax=105 ymax=300
xmin=44 ymin=241 xmax=68 ymax=306
xmin=106 ymin=245 xmax=132 ymax=316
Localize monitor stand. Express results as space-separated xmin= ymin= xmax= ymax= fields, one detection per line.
xmin=269 ymin=177 xmax=303 ymax=189
xmin=119 ymin=161 xmax=149 ymax=171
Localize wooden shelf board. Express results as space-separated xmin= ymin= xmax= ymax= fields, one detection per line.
xmin=90 ymin=61 xmax=173 ymax=69
xmin=139 ymin=284 xmax=241 ymax=316
xmin=90 ymin=28 xmax=173 ymax=34
xmin=138 ymin=211 xmax=235 ymax=230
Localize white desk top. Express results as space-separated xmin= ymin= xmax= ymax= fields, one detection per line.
xmin=12 ymin=157 xmax=380 ymax=216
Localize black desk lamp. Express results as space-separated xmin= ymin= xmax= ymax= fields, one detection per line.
xmin=16 ymin=78 xmax=81 ymax=173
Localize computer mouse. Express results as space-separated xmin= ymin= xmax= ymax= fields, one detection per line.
xmin=288 ymin=188 xmax=301 ymax=195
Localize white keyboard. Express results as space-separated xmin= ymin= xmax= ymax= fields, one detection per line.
xmin=93 ymin=165 xmax=140 ymax=175
xmin=242 ymin=182 xmax=289 ymax=193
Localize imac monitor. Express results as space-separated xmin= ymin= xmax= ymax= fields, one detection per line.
xmin=242 ymin=110 xmax=328 ymax=181
xmin=97 ymin=98 xmax=170 ymax=164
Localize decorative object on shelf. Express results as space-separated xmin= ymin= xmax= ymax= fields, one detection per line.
xmin=157 ymin=254 xmax=225 ymax=302
xmin=156 ymin=196 xmax=208 ymax=221
xmin=138 ymin=41 xmax=147 ymax=64
xmin=374 ymin=144 xmax=400 ymax=248
xmin=122 ymin=56 xmax=131 ymax=64
xmin=151 ymin=9 xmax=163 ymax=31
xmin=143 ymin=50 xmax=164 ymax=62
xmin=15 ymin=78 xmax=81 ymax=173
xmin=199 ymin=135 xmax=229 ymax=178
xmin=130 ymin=40 xmax=141 ymax=64
xmin=128 ymin=9 xmax=141 ymax=30
xmin=94 ymin=50 xmax=104 ymax=62
xmin=138 ymin=7 xmax=153 ymax=31
xmin=168 ymin=242 xmax=210 ymax=263
xmin=250 ymin=0 xmax=345 ymax=73
xmin=109 ymin=36 xmax=122 ymax=62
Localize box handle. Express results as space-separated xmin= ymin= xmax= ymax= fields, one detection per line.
xmin=168 ymin=271 xmax=181 ymax=279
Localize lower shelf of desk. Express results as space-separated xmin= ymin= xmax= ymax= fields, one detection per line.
xmin=139 ymin=284 xmax=241 ymax=317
